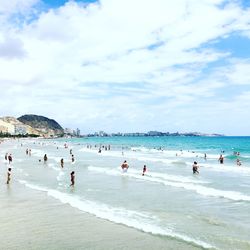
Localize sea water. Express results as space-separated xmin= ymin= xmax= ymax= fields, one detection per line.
xmin=1 ymin=136 xmax=250 ymax=250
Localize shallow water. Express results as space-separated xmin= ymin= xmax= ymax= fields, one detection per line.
xmin=1 ymin=137 xmax=250 ymax=249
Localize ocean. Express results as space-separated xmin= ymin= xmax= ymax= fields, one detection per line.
xmin=1 ymin=136 xmax=250 ymax=250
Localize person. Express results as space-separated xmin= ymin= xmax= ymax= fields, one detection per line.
xmin=142 ymin=165 xmax=147 ymax=176
xmin=236 ymin=159 xmax=242 ymax=166
xmin=218 ymin=155 xmax=224 ymax=164
xmin=121 ymin=160 xmax=129 ymax=172
xmin=71 ymin=155 xmax=75 ymax=163
xmin=6 ymin=168 xmax=11 ymax=184
xmin=29 ymin=149 xmax=31 ymax=156
xmin=70 ymin=149 xmax=72 ymax=155
xmin=60 ymin=158 xmax=64 ymax=168
xmin=204 ymin=153 xmax=207 ymax=160
xmin=26 ymin=149 xmax=29 ymax=155
xmin=5 ymin=153 xmax=8 ymax=161
xmin=44 ymin=154 xmax=48 ymax=162
xmin=98 ymin=148 xmax=101 ymax=153
xmin=8 ymin=154 xmax=12 ymax=164
xmin=70 ymin=171 xmax=75 ymax=186
xmin=192 ymin=161 xmax=199 ymax=174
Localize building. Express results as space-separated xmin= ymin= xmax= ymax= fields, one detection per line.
xmin=76 ymin=128 xmax=81 ymax=137
xmin=14 ymin=124 xmax=27 ymax=135
xmin=64 ymin=128 xmax=73 ymax=135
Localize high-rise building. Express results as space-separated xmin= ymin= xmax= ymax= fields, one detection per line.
xmin=76 ymin=128 xmax=81 ymax=137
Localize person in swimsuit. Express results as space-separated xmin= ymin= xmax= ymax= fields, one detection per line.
xmin=142 ymin=165 xmax=147 ymax=176
xmin=218 ymin=155 xmax=224 ymax=164
xmin=236 ymin=159 xmax=242 ymax=166
xmin=192 ymin=161 xmax=199 ymax=174
xmin=70 ymin=171 xmax=75 ymax=186
xmin=44 ymin=154 xmax=48 ymax=163
xmin=60 ymin=158 xmax=64 ymax=168
xmin=121 ymin=160 xmax=129 ymax=172
xmin=6 ymin=168 xmax=11 ymax=184
xmin=8 ymin=154 xmax=12 ymax=164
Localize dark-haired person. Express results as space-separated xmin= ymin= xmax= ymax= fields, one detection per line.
xmin=70 ymin=171 xmax=75 ymax=186
xmin=60 ymin=158 xmax=64 ymax=168
xmin=44 ymin=154 xmax=48 ymax=163
xmin=121 ymin=160 xmax=129 ymax=172
xmin=6 ymin=168 xmax=11 ymax=184
xmin=218 ymin=154 xmax=224 ymax=164
xmin=192 ymin=161 xmax=199 ymax=174
xmin=8 ymin=154 xmax=12 ymax=164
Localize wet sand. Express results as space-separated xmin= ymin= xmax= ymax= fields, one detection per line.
xmin=0 ymin=180 xmax=199 ymax=250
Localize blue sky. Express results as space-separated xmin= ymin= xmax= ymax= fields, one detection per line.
xmin=42 ymin=0 xmax=97 ymax=8
xmin=0 ymin=0 xmax=250 ymax=135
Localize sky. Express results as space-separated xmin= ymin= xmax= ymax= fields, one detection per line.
xmin=0 ymin=0 xmax=250 ymax=135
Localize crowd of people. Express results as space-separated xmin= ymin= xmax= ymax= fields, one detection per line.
xmin=2 ymin=141 xmax=245 ymax=186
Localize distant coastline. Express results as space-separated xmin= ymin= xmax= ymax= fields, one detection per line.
xmin=71 ymin=131 xmax=225 ymax=138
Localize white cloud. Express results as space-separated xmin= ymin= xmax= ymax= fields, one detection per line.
xmin=0 ymin=0 xmax=250 ymax=134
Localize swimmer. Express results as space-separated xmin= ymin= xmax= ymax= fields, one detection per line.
xmin=218 ymin=154 xmax=224 ymax=164
xmin=142 ymin=165 xmax=147 ymax=176
xmin=236 ymin=159 xmax=242 ymax=166
xmin=70 ymin=171 xmax=75 ymax=186
xmin=8 ymin=154 xmax=12 ymax=164
xmin=71 ymin=155 xmax=75 ymax=163
xmin=60 ymin=158 xmax=64 ymax=168
xmin=121 ymin=160 xmax=129 ymax=172
xmin=192 ymin=161 xmax=199 ymax=174
xmin=6 ymin=168 xmax=11 ymax=184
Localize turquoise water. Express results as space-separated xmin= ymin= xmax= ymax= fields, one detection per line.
xmin=2 ymin=136 xmax=250 ymax=250
xmin=63 ymin=135 xmax=250 ymax=151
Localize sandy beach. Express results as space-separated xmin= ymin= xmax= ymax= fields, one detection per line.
xmin=0 ymin=179 xmax=196 ymax=250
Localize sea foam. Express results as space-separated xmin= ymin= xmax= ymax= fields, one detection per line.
xmin=18 ymin=180 xmax=215 ymax=249
xmin=88 ymin=166 xmax=250 ymax=202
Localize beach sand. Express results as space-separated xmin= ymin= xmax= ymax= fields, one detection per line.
xmin=0 ymin=180 xmax=199 ymax=250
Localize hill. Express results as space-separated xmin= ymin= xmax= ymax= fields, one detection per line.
xmin=18 ymin=115 xmax=64 ymax=136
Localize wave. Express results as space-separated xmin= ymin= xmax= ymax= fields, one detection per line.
xmin=18 ymin=180 xmax=215 ymax=249
xmin=88 ymin=166 xmax=250 ymax=202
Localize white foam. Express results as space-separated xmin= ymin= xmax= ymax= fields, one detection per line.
xmin=18 ymin=180 xmax=215 ymax=249
xmin=88 ymin=166 xmax=250 ymax=202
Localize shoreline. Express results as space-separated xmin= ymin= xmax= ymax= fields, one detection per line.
xmin=0 ymin=180 xmax=199 ymax=250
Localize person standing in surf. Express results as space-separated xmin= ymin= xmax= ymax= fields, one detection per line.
xmin=192 ymin=161 xmax=199 ymax=174
xmin=142 ymin=165 xmax=147 ymax=176
xmin=8 ymin=154 xmax=12 ymax=164
xmin=70 ymin=171 xmax=75 ymax=186
xmin=218 ymin=155 xmax=224 ymax=164
xmin=44 ymin=154 xmax=48 ymax=163
xmin=121 ymin=160 xmax=129 ymax=172
xmin=60 ymin=158 xmax=64 ymax=168
xmin=6 ymin=168 xmax=11 ymax=184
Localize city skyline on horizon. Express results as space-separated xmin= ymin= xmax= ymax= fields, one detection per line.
xmin=1 ymin=0 xmax=250 ymax=136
